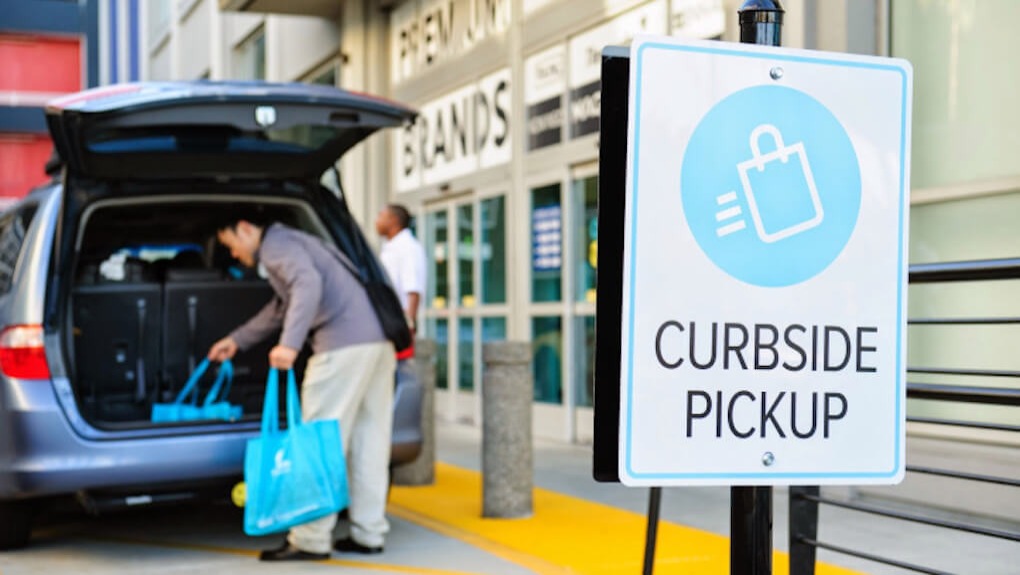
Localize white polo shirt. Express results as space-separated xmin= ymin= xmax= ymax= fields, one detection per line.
xmin=379 ymin=228 xmax=427 ymax=311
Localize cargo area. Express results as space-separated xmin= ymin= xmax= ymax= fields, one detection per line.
xmin=67 ymin=198 xmax=316 ymax=427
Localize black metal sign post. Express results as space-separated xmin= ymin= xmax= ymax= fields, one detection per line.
xmin=731 ymin=4 xmax=784 ymax=575
xmin=594 ymin=5 xmax=788 ymax=575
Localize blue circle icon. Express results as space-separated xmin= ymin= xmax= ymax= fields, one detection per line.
xmin=681 ymin=85 xmax=861 ymax=287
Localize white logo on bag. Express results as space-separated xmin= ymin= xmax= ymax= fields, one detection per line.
xmin=271 ymin=449 xmax=292 ymax=477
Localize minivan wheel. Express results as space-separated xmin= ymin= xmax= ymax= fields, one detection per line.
xmin=0 ymin=500 xmax=35 ymax=550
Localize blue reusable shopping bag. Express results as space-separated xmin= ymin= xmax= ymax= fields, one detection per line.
xmin=151 ymin=359 xmax=243 ymax=423
xmin=243 ymin=369 xmax=348 ymax=536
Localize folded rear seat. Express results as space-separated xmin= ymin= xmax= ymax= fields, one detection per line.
xmin=162 ymin=276 xmax=277 ymax=416
xmin=72 ymin=259 xmax=161 ymax=422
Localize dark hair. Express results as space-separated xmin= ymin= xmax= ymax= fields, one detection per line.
xmin=211 ymin=206 xmax=273 ymax=234
xmin=387 ymin=204 xmax=411 ymax=230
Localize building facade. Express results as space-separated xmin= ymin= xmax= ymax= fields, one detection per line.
xmin=137 ymin=0 xmax=1019 ymax=447
xmin=0 ymin=0 xmax=98 ymax=207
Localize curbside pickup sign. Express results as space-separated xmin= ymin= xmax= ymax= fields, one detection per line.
xmin=620 ymin=36 xmax=912 ymax=486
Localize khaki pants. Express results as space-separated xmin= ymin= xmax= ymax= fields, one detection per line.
xmin=288 ymin=341 xmax=395 ymax=554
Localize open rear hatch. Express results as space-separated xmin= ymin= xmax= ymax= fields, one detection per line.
xmin=45 ymin=81 xmax=415 ymax=429
xmin=45 ymin=80 xmax=415 ymax=180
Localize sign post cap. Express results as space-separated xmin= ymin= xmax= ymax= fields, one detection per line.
xmin=739 ymin=0 xmax=785 ymax=14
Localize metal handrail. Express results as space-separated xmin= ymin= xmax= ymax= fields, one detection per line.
xmin=798 ymin=492 xmax=1020 ymax=542
xmin=799 ymin=538 xmax=951 ymax=575
xmin=906 ymin=416 xmax=1020 ymax=433
xmin=906 ymin=466 xmax=1020 ymax=488
xmin=790 ymin=257 xmax=1020 ymax=575
xmin=906 ymin=382 xmax=1020 ymax=405
xmin=907 ymin=368 xmax=1020 ymax=379
xmin=908 ymin=257 xmax=1020 ymax=283
xmin=909 ymin=317 xmax=1020 ymax=325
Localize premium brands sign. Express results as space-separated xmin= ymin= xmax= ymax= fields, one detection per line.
xmin=395 ymin=68 xmax=512 ymax=192
xmin=391 ymin=0 xmax=512 ymax=86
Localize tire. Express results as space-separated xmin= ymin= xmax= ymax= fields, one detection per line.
xmin=0 ymin=499 xmax=34 ymax=550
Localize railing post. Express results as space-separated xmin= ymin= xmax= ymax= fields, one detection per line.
xmin=788 ymin=486 xmax=820 ymax=575
xmin=392 ymin=338 xmax=437 ymax=485
xmin=481 ymin=341 xmax=534 ymax=518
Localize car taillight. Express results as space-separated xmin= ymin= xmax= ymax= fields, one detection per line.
xmin=0 ymin=325 xmax=51 ymax=379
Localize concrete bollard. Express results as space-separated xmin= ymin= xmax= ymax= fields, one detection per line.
xmin=482 ymin=341 xmax=533 ymax=518
xmin=392 ymin=338 xmax=437 ymax=486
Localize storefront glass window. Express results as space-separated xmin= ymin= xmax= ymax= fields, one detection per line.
xmin=532 ymin=316 xmax=563 ymax=404
xmin=149 ymin=0 xmax=172 ymax=40
xmin=426 ymin=210 xmax=449 ymax=310
xmin=482 ymin=317 xmax=507 ymax=342
xmin=575 ymin=316 xmax=595 ymax=408
xmin=480 ymin=196 xmax=507 ymax=304
xmin=458 ymin=318 xmax=474 ymax=391
xmin=457 ymin=204 xmax=475 ymax=307
xmin=892 ymin=0 xmax=1020 ymax=189
xmin=531 ymin=184 xmax=562 ymax=302
xmin=234 ymin=28 xmax=265 ymax=80
xmin=573 ymin=176 xmax=598 ymax=303
xmin=310 ymin=63 xmax=337 ymax=87
xmin=430 ymin=318 xmax=449 ymax=390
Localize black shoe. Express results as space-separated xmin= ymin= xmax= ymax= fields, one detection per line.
xmin=333 ymin=537 xmax=383 ymax=555
xmin=259 ymin=541 xmax=329 ymax=562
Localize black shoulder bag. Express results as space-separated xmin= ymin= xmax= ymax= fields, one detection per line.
xmin=327 ymin=239 xmax=413 ymax=353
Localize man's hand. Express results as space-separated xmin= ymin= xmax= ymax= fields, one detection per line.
xmin=208 ymin=336 xmax=238 ymax=362
xmin=269 ymin=345 xmax=299 ymax=370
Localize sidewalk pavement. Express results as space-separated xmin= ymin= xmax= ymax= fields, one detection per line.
xmin=5 ymin=420 xmax=1014 ymax=575
xmin=383 ymin=421 xmax=1019 ymax=575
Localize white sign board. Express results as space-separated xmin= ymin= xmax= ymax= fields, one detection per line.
xmin=620 ymin=36 xmax=912 ymax=486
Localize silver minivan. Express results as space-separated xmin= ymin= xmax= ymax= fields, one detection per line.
xmin=0 ymin=81 xmax=420 ymax=549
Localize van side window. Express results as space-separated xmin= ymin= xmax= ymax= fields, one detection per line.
xmin=0 ymin=206 xmax=38 ymax=295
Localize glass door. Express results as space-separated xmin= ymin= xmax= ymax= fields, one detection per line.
xmin=570 ymin=164 xmax=599 ymax=442
xmin=525 ymin=164 xmax=599 ymax=442
xmin=422 ymin=190 xmax=508 ymax=424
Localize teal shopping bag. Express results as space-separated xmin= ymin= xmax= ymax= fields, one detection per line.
xmin=151 ymin=359 xmax=242 ymax=423
xmin=243 ymin=369 xmax=348 ymax=536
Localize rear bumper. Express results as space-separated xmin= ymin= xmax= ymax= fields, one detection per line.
xmin=0 ymin=384 xmax=255 ymax=499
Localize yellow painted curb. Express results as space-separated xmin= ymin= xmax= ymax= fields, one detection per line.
xmin=390 ymin=463 xmax=865 ymax=575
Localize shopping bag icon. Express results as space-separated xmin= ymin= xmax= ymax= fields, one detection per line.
xmin=736 ymin=124 xmax=824 ymax=243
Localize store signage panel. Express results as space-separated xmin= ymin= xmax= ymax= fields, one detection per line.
xmin=390 ymin=0 xmax=512 ymax=86
xmin=522 ymin=0 xmax=555 ymax=16
xmin=525 ymin=44 xmax=566 ymax=151
xmin=532 ymin=205 xmax=562 ymax=272
xmin=619 ymin=36 xmax=912 ymax=486
xmin=568 ymin=0 xmax=667 ymax=140
xmin=395 ymin=67 xmax=513 ymax=193
xmin=670 ymin=0 xmax=725 ymax=39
